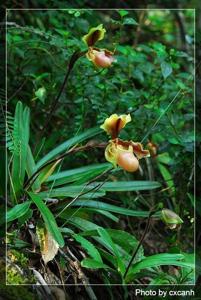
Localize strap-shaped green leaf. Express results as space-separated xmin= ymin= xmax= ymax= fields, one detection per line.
xmin=70 ymin=200 xmax=161 ymax=218
xmin=11 ymin=102 xmax=30 ymax=202
xmin=36 ymin=126 xmax=102 ymax=169
xmin=88 ymin=181 xmax=161 ymax=191
xmin=73 ymin=234 xmax=103 ymax=263
xmin=81 ymin=258 xmax=110 ymax=269
xmin=26 ymin=145 xmax=41 ymax=192
xmin=46 ymin=163 xmax=111 ymax=186
xmin=7 ymin=201 xmax=31 ymax=223
xmin=29 ymin=192 xmax=64 ymax=247
xmin=125 ymin=253 xmax=194 ymax=282
xmin=39 ymin=185 xmax=105 ymax=199
xmin=97 ymin=227 xmax=125 ymax=275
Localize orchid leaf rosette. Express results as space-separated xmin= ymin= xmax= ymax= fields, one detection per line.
xmin=100 ymin=114 xmax=150 ymax=172
xmin=82 ymin=24 xmax=115 ymax=68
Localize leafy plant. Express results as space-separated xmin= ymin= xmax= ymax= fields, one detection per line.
xmin=5 ymin=8 xmax=195 ymax=296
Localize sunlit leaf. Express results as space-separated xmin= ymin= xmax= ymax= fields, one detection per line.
xmin=39 ymin=185 xmax=105 ymax=199
xmin=81 ymin=258 xmax=109 ymax=269
xmin=38 ymin=159 xmax=62 ymax=184
xmin=35 ymin=87 xmax=47 ymax=103
xmin=118 ymin=10 xmax=129 ymax=17
xmin=123 ymin=18 xmax=138 ymax=25
xmin=161 ymin=61 xmax=172 ymax=79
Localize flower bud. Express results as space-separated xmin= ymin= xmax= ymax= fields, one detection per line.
xmin=117 ymin=151 xmax=139 ymax=172
xmin=161 ymin=209 xmax=183 ymax=229
xmin=147 ymin=141 xmax=157 ymax=157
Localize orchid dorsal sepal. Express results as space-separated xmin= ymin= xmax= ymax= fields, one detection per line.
xmin=82 ymin=24 xmax=106 ymax=47
xmin=147 ymin=141 xmax=157 ymax=157
xmin=100 ymin=113 xmax=131 ymax=139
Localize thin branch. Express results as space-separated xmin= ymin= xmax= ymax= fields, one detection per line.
xmin=140 ymin=91 xmax=183 ymax=143
xmin=127 ymin=77 xmax=164 ymax=115
xmin=8 ymin=78 xmax=28 ymax=102
xmin=174 ymin=11 xmax=187 ymax=51
xmin=59 ymin=249 xmax=97 ymax=299
xmin=38 ymin=50 xmax=87 ymax=137
xmin=123 ymin=209 xmax=156 ymax=280
xmin=133 ymin=11 xmax=145 ymax=47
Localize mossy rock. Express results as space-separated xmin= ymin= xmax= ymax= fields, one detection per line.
xmin=0 ymin=258 xmax=39 ymax=300
xmin=7 ymin=250 xmax=36 ymax=284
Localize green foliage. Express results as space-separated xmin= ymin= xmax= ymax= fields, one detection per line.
xmin=25 ymin=146 xmax=41 ymax=191
xmin=7 ymin=201 xmax=31 ymax=223
xmin=7 ymin=251 xmax=35 ymax=284
xmin=6 ymin=9 xmax=195 ymax=289
xmin=88 ymin=180 xmax=161 ymax=191
xmin=74 ymin=233 xmax=103 ymax=263
xmin=46 ymin=162 xmax=111 ymax=185
xmin=8 ymin=249 xmax=29 ymax=267
xmin=7 ymin=265 xmax=30 ymax=284
xmin=36 ymin=126 xmax=102 ymax=168
xmin=67 ymin=199 xmax=161 ymax=217
xmin=160 ymin=61 xmax=173 ymax=79
xmin=10 ymin=101 xmax=30 ymax=203
xmin=125 ymin=253 xmax=195 ymax=283
xmin=29 ymin=192 xmax=65 ymax=247
xmin=34 ymin=86 xmax=47 ymax=103
xmin=81 ymin=258 xmax=109 ymax=269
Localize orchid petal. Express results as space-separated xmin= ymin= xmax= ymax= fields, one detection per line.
xmin=130 ymin=142 xmax=150 ymax=159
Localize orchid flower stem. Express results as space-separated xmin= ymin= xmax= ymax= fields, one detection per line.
xmin=123 ymin=210 xmax=156 ymax=280
xmin=38 ymin=50 xmax=87 ymax=137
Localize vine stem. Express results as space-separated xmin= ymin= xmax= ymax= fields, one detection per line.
xmin=123 ymin=210 xmax=156 ymax=280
